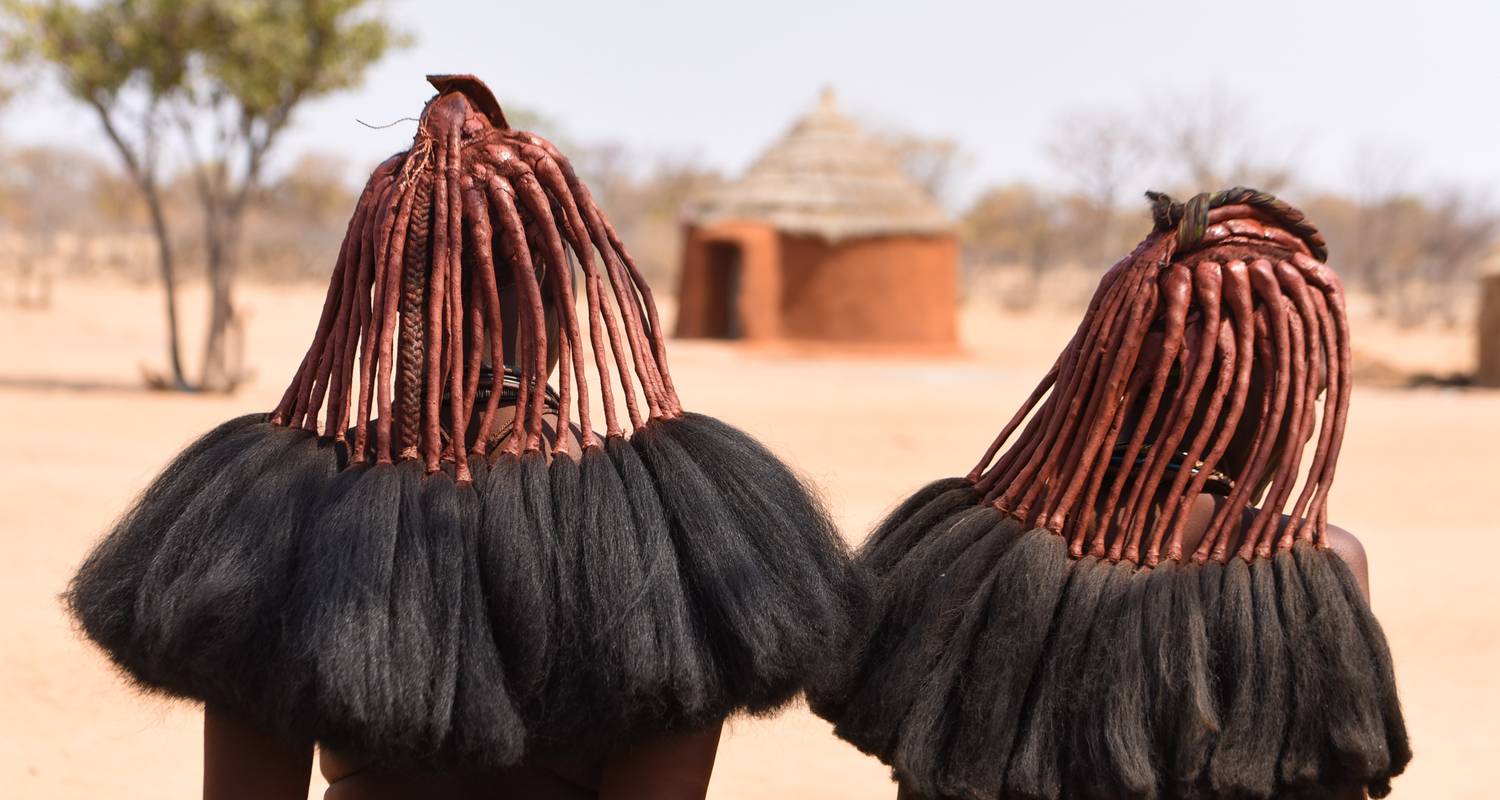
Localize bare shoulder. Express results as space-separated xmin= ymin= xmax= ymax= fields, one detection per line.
xmin=1324 ymin=522 xmax=1371 ymax=600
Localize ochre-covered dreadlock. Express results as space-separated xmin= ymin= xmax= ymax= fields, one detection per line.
xmin=968 ymin=188 xmax=1348 ymax=564
xmin=67 ymin=75 xmax=861 ymax=769
xmin=269 ymin=74 xmax=683 ymax=470
xmin=811 ymin=189 xmax=1409 ymax=800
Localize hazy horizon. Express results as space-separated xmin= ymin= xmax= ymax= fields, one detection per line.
xmin=3 ymin=0 xmax=1495 ymax=208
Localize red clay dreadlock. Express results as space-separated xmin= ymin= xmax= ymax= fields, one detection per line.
xmin=268 ymin=74 xmax=682 ymax=473
xmin=968 ymin=188 xmax=1349 ymax=565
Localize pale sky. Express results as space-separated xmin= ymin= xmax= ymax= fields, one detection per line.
xmin=5 ymin=0 xmax=1497 ymax=207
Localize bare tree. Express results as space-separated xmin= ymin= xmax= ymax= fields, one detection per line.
xmin=244 ymin=151 xmax=358 ymax=280
xmin=876 ymin=130 xmax=970 ymax=209
xmin=1142 ymin=91 xmax=1298 ymax=194
xmin=1413 ymin=188 xmax=1498 ymax=325
xmin=1306 ymin=145 xmax=1496 ymax=327
xmin=1047 ymin=109 xmax=1147 ymax=264
xmin=1049 ymin=110 xmax=1145 ymax=209
xmin=962 ymin=183 xmax=1058 ymax=270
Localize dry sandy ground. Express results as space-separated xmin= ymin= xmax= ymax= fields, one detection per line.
xmin=2 ymin=279 xmax=1496 ymax=798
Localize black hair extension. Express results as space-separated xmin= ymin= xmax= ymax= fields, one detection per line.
xmin=630 ymin=424 xmax=810 ymax=714
xmin=573 ymin=445 xmax=661 ymax=724
xmin=858 ymin=477 xmax=977 ymax=579
xmin=64 ymin=415 xmax=272 ymax=688
xmin=448 ymin=461 xmax=526 ymax=765
xmin=820 ymin=505 xmax=1003 ymax=755
xmin=653 ymin=413 xmax=864 ymax=692
xmin=290 ymin=464 xmax=404 ymax=752
xmin=604 ymin=435 xmax=719 ymax=727
xmin=156 ymin=429 xmax=340 ymax=708
xmin=1059 ymin=559 xmax=1133 ymax=800
xmin=388 ymin=461 xmax=441 ymax=752
xmin=1072 ymin=564 xmax=1158 ymax=799
xmin=1146 ymin=561 xmax=1219 ymax=797
xmin=1273 ymin=548 xmax=1326 ymax=790
xmin=861 ymin=479 xmax=981 ymax=580
xmin=539 ymin=452 xmax=591 ymax=743
xmin=1295 ymin=543 xmax=1402 ymax=796
xmin=1207 ymin=557 xmax=1261 ymax=796
xmin=477 ymin=450 xmax=554 ymax=711
xmin=1002 ymin=555 xmax=1110 ymax=800
xmin=940 ymin=529 xmax=1071 ymax=798
xmin=888 ymin=518 xmax=1028 ymax=797
xmin=1248 ymin=557 xmax=1292 ymax=796
xmin=128 ymin=424 xmax=310 ymax=693
xmin=1326 ymin=548 xmax=1410 ymax=793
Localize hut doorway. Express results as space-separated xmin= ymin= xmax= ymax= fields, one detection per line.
xmin=702 ymin=241 xmax=745 ymax=339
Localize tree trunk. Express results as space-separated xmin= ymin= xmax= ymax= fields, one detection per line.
xmin=84 ymin=101 xmax=190 ymax=390
xmin=199 ymin=206 xmax=244 ymax=392
xmin=145 ymin=188 xmax=190 ymax=390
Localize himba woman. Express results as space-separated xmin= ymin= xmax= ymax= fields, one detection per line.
xmin=811 ymin=189 xmax=1410 ymax=800
xmin=66 ymin=75 xmax=864 ymax=799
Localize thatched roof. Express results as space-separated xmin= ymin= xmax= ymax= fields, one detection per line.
xmin=691 ymin=88 xmax=952 ymax=241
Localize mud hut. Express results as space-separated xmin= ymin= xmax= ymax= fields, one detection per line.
xmin=675 ymin=89 xmax=958 ymax=346
xmin=1478 ymin=266 xmax=1500 ymax=387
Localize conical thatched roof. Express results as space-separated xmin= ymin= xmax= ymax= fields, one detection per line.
xmin=691 ymin=88 xmax=952 ymax=241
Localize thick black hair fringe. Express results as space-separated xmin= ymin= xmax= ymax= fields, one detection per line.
xmin=645 ymin=413 xmax=865 ymax=681
xmin=385 ymin=462 xmax=441 ymax=752
xmin=808 ymin=480 xmax=979 ymax=729
xmin=604 ymin=435 xmax=719 ymax=728
xmin=152 ymin=428 xmax=340 ymax=709
xmin=1328 ymin=547 xmax=1411 ymax=794
xmin=859 ymin=477 xmax=977 ymax=580
xmin=815 ymin=504 xmax=998 ymax=753
xmin=828 ymin=523 xmax=1408 ymax=800
xmin=129 ymin=425 xmax=304 ymax=680
xmin=939 ymin=529 xmax=1071 ymax=798
xmin=1207 ymin=556 xmax=1271 ymax=797
xmin=1295 ymin=543 xmax=1406 ymax=797
xmin=448 ymin=459 xmax=526 ymax=765
xmin=1250 ymin=558 xmax=1293 ymax=793
xmin=888 ymin=519 xmax=1028 ymax=796
xmin=1274 ymin=549 xmax=1325 ymax=790
xmin=1070 ymin=563 xmax=1158 ymax=800
xmin=1002 ymin=555 xmax=1108 ymax=800
xmin=630 ymin=423 xmax=816 ymax=714
xmin=1146 ymin=561 xmax=1219 ymax=797
xmin=477 ymin=451 xmax=554 ymax=715
xmin=537 ymin=452 xmax=590 ymax=745
xmin=571 ymin=445 xmax=665 ymax=731
xmin=1056 ymin=559 xmax=1132 ymax=800
xmin=284 ymin=464 xmax=403 ymax=751
xmin=65 ymin=415 xmax=287 ymax=694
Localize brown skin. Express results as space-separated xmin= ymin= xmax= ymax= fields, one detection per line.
xmin=203 ymin=707 xmax=313 ymax=800
xmin=317 ymin=726 xmax=722 ymax=800
xmin=204 ymin=707 xmax=721 ymax=800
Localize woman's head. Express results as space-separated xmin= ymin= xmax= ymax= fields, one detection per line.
xmin=968 ymin=189 xmax=1350 ymax=567
xmin=268 ymin=74 xmax=681 ymax=481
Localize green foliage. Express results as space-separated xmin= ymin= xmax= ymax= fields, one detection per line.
xmin=3 ymin=0 xmax=405 ymax=390
xmin=7 ymin=0 xmax=402 ymax=118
